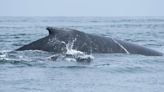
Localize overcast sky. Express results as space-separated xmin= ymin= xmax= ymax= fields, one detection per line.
xmin=0 ymin=0 xmax=163 ymax=16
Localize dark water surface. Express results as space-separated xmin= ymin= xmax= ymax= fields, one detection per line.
xmin=0 ymin=17 xmax=164 ymax=92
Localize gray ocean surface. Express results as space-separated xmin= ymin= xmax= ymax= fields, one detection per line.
xmin=0 ymin=17 xmax=164 ymax=92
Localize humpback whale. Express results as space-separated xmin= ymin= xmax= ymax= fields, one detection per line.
xmin=16 ymin=27 xmax=163 ymax=56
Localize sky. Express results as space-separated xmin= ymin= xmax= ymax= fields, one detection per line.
xmin=0 ymin=0 xmax=164 ymax=16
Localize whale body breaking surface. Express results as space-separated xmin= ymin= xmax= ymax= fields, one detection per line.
xmin=16 ymin=27 xmax=163 ymax=56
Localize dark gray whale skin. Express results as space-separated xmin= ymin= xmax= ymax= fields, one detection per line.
xmin=16 ymin=27 xmax=163 ymax=56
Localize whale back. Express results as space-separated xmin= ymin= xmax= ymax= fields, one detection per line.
xmin=16 ymin=27 xmax=163 ymax=56
xmin=16 ymin=27 xmax=93 ymax=53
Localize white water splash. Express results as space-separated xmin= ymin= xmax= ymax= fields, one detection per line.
xmin=65 ymin=38 xmax=94 ymax=62
xmin=0 ymin=50 xmax=13 ymax=58
xmin=48 ymin=38 xmax=94 ymax=63
xmin=65 ymin=38 xmax=77 ymax=52
xmin=112 ymin=38 xmax=130 ymax=54
xmin=65 ymin=38 xmax=86 ymax=56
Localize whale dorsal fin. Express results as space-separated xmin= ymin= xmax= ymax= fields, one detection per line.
xmin=46 ymin=27 xmax=60 ymax=35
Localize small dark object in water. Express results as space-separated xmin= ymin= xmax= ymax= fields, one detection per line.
xmin=76 ymin=56 xmax=92 ymax=63
xmin=48 ymin=54 xmax=60 ymax=61
xmin=50 ymin=56 xmax=58 ymax=61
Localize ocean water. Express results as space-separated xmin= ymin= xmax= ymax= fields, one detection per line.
xmin=0 ymin=17 xmax=164 ymax=92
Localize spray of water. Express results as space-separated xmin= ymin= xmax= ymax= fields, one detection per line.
xmin=48 ymin=38 xmax=94 ymax=63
